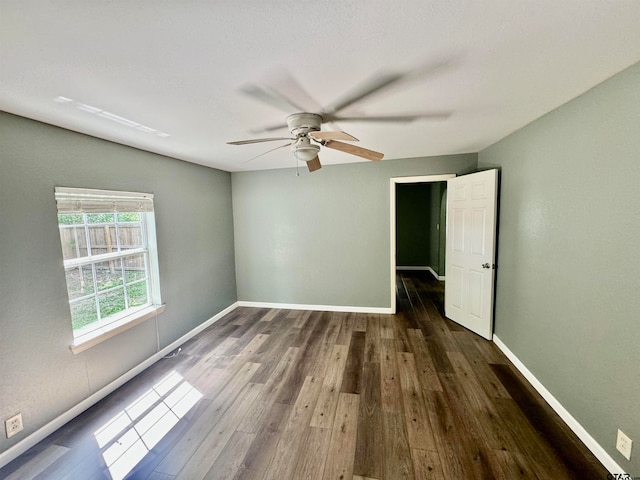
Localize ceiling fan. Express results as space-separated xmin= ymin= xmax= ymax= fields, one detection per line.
xmin=228 ymin=112 xmax=384 ymax=172
xmin=227 ymin=64 xmax=452 ymax=172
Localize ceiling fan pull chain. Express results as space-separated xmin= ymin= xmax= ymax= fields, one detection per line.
xmin=296 ymin=156 xmax=300 ymax=176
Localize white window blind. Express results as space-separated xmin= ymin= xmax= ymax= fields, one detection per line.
xmin=55 ymin=187 xmax=154 ymax=214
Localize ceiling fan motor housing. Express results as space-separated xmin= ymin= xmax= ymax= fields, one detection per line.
xmin=287 ymin=112 xmax=322 ymax=136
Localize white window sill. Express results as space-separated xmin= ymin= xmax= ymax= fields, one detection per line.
xmin=70 ymin=304 xmax=166 ymax=355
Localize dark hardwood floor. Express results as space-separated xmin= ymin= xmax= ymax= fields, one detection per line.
xmin=0 ymin=271 xmax=608 ymax=479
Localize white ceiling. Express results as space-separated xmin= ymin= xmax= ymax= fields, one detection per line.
xmin=2 ymin=1 xmax=639 ymax=172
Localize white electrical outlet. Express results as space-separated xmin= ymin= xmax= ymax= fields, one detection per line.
xmin=5 ymin=413 xmax=23 ymax=439
xmin=616 ymin=429 xmax=633 ymax=461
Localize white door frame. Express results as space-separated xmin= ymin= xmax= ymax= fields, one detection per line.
xmin=389 ymin=174 xmax=456 ymax=314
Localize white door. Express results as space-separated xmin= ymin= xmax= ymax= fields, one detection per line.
xmin=445 ymin=169 xmax=498 ymax=340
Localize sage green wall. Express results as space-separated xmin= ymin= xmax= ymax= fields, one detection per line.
xmin=396 ymin=183 xmax=431 ymax=267
xmin=437 ymin=187 xmax=447 ymax=276
xmin=479 ymin=62 xmax=640 ymax=474
xmin=0 ymin=112 xmax=237 ymax=455
xmin=232 ymin=154 xmax=476 ymax=308
xmin=429 ymin=183 xmax=445 ymax=276
xmin=395 ymin=182 xmax=445 ymax=274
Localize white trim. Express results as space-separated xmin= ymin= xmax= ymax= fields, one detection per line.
xmin=0 ymin=301 xmax=239 ymax=470
xmin=237 ymin=301 xmax=393 ymax=314
xmin=390 ymin=174 xmax=455 ymax=314
xmin=390 ymin=179 xmax=397 ymax=314
xmin=395 ymin=266 xmax=446 ymax=281
xmin=392 ymin=174 xmax=456 ymax=184
xmin=492 ymin=335 xmax=627 ymax=475
xmin=63 ymin=247 xmax=147 ymax=269
xmin=426 ymin=266 xmax=445 ymax=281
xmin=70 ymin=304 xmax=166 ymax=354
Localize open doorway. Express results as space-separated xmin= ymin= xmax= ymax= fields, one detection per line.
xmin=389 ymin=175 xmax=455 ymax=314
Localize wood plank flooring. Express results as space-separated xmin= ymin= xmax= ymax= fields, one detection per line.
xmin=0 ymin=271 xmax=608 ymax=479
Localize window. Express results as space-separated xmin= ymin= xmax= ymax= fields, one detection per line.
xmin=55 ymin=188 xmax=162 ymax=347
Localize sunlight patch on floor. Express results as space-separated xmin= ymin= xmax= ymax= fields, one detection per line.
xmin=93 ymin=370 xmax=203 ymax=480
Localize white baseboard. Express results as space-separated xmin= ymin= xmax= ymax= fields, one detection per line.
xmin=396 ymin=266 xmax=445 ymax=281
xmin=0 ymin=302 xmax=239 ymax=470
xmin=492 ymin=335 xmax=625 ymax=475
xmin=237 ymin=301 xmax=393 ymax=315
xmin=426 ymin=266 xmax=445 ymax=281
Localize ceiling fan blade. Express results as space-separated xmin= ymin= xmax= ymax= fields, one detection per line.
xmin=322 ymin=72 xmax=404 ymax=114
xmin=242 ymin=142 xmax=292 ymax=164
xmin=228 ymin=137 xmax=294 ymax=145
xmin=324 ymin=140 xmax=384 ymax=161
xmin=239 ymin=84 xmax=305 ymax=113
xmin=309 ymin=131 xmax=359 ymax=142
xmin=321 ymin=58 xmax=457 ymax=116
xmin=331 ymin=112 xmax=451 ymax=123
xmin=307 ymin=156 xmax=322 ymax=172
xmin=269 ymin=71 xmax=323 ymax=113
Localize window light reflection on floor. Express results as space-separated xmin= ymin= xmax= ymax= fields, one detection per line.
xmin=93 ymin=370 xmax=203 ymax=480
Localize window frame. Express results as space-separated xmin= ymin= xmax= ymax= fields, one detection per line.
xmin=55 ymin=187 xmax=163 ymax=353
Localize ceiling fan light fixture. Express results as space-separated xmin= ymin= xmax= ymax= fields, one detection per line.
xmin=291 ymin=136 xmax=320 ymax=162
xmin=292 ymin=143 xmax=320 ymax=162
